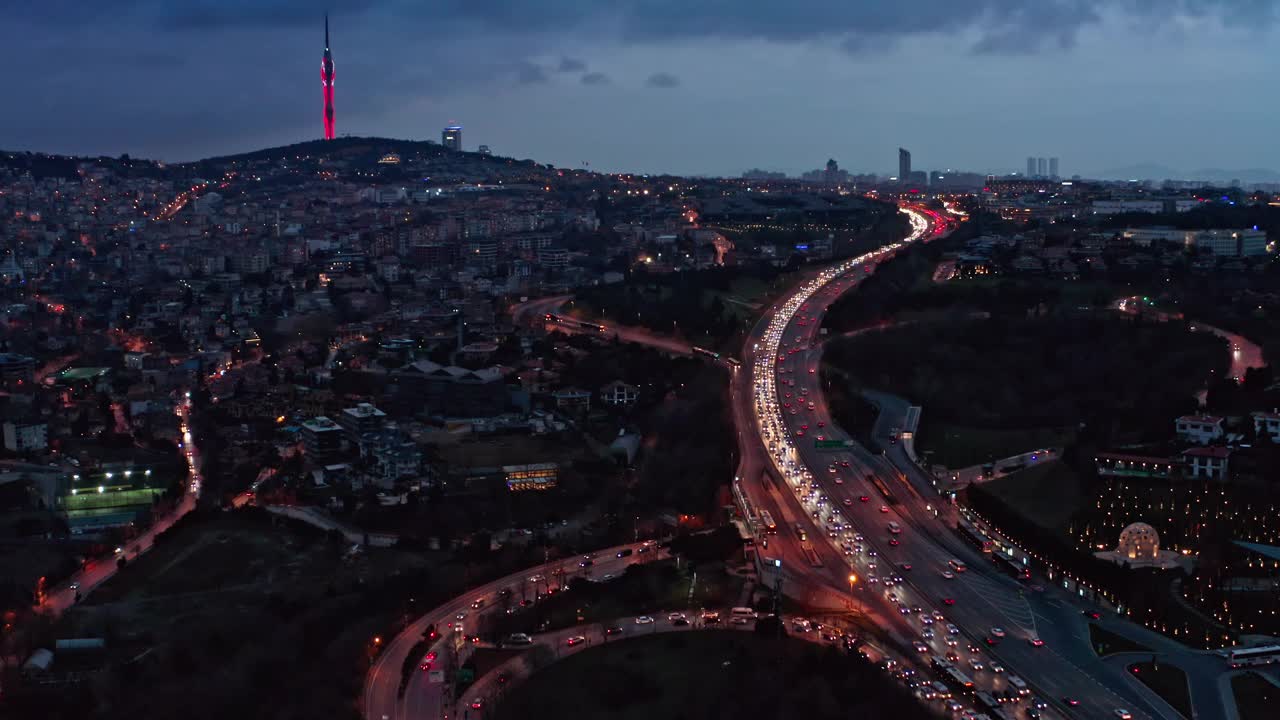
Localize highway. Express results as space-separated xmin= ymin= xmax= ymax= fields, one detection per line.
xmin=735 ymin=205 xmax=1180 ymax=720
xmin=363 ymin=542 xmax=664 ymax=720
xmin=446 ymin=610 xmax=865 ymax=719
xmin=511 ymin=294 xmax=699 ymax=357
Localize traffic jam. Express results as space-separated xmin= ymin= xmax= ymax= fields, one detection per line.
xmin=748 ymin=208 xmax=1075 ymax=720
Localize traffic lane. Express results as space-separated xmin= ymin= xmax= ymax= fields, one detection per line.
xmin=457 ymin=613 xmax=853 ymax=716
xmin=365 ymin=542 xmax=659 ymax=720
xmin=400 ymin=549 xmax=657 ymax=719
xmin=790 ymin=408 xmax=1155 ymax=718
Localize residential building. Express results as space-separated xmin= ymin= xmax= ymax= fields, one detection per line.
xmin=1123 ymin=227 xmax=1269 ymax=257
xmin=1251 ymin=410 xmax=1280 ymax=443
xmin=337 ymin=403 xmax=387 ymax=440
xmin=300 ymin=416 xmax=346 ymax=463
xmin=503 ymin=462 xmax=558 ymax=492
xmin=1182 ymin=446 xmax=1231 ymax=481
xmin=1175 ymin=415 xmax=1224 ymax=445
xmin=3 ymin=420 xmax=48 ymax=452
xmin=599 ymin=380 xmax=639 ymax=407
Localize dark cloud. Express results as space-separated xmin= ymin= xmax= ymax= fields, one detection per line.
xmin=557 ymin=56 xmax=587 ymax=72
xmin=425 ymin=1 xmax=1280 ymax=54
xmin=515 ymin=61 xmax=550 ymax=85
xmin=645 ymin=72 xmax=679 ymax=88
xmin=580 ymin=71 xmax=610 ymax=85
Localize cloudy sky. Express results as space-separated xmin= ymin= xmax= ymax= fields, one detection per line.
xmin=5 ymin=1 xmax=1280 ymax=177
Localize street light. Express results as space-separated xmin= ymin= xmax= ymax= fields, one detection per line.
xmin=848 ymin=574 xmax=863 ymax=615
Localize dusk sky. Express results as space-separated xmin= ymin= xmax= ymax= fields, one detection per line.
xmin=6 ymin=1 xmax=1280 ymax=178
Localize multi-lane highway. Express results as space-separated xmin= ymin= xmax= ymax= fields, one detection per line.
xmin=735 ymin=205 xmax=1180 ymax=720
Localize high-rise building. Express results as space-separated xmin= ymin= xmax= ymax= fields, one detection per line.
xmin=321 ymin=15 xmax=335 ymax=140
xmin=1026 ymin=157 xmax=1036 ymax=178
xmin=1037 ymin=157 xmax=1047 ymax=178
xmin=443 ymin=125 xmax=463 ymax=151
xmin=1049 ymin=157 xmax=1059 ymax=179
xmin=898 ymin=148 xmax=912 ymax=182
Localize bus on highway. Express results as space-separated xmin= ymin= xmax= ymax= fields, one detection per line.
xmin=870 ymin=475 xmax=897 ymax=504
xmin=1226 ymin=644 xmax=1280 ymax=667
xmin=992 ymin=551 xmax=1031 ymax=581
xmin=956 ymin=520 xmax=994 ymax=553
xmin=974 ymin=691 xmax=1001 ymax=714
xmin=760 ymin=511 xmax=778 ymax=535
xmin=942 ymin=666 xmax=975 ymax=694
xmin=794 ymin=523 xmax=808 ymax=543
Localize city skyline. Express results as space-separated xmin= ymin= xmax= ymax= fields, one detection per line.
xmin=5 ymin=3 xmax=1280 ymax=178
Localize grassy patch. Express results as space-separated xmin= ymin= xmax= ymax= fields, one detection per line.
xmin=981 ymin=461 xmax=1084 ymax=534
xmin=86 ymin=507 xmax=345 ymax=603
xmin=482 ymin=560 xmax=744 ymax=638
xmin=1232 ymin=671 xmax=1280 ymax=720
xmin=493 ymin=630 xmax=932 ymax=720
xmin=1089 ymin=622 xmax=1151 ymax=656
xmin=917 ymin=422 xmax=1074 ymax=470
xmin=1127 ymin=661 xmax=1192 ymax=719
xmin=32 ymin=507 xmax=437 ymax=720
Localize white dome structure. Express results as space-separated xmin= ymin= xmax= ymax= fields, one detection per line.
xmin=1116 ymin=522 xmax=1161 ymax=562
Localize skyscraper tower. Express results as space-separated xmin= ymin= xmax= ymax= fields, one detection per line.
xmin=898 ymin=148 xmax=911 ymax=182
xmin=1049 ymin=157 xmax=1059 ymax=179
xmin=443 ymin=125 xmax=463 ymax=151
xmin=1026 ymin=157 xmax=1036 ymax=178
xmin=321 ymin=15 xmax=336 ymax=140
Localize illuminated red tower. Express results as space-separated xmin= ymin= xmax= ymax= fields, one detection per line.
xmin=321 ymin=14 xmax=335 ymax=140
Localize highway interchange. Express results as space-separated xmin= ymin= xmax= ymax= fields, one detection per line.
xmin=366 ymin=205 xmax=1229 ymax=720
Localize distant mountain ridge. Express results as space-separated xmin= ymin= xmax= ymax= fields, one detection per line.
xmin=1095 ymin=163 xmax=1280 ymax=183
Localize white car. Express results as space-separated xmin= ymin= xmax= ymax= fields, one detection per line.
xmin=635 ymin=615 xmax=655 ymax=625
xmin=1114 ymin=711 xmax=1132 ymax=720
xmin=990 ymin=627 xmax=1006 ymax=638
xmin=941 ymin=570 xmax=955 ymax=580
xmin=989 ymin=662 xmax=1005 ymax=673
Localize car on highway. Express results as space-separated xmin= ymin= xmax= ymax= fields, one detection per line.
xmin=968 ymin=657 xmax=984 ymax=672
xmin=470 ymin=699 xmax=484 ymax=710
xmin=843 ymin=498 xmax=853 ymax=506
xmin=990 ymin=627 xmax=1006 ymax=638
xmin=1062 ymin=697 xmax=1080 ymax=707
xmin=989 ymin=662 xmax=1005 ymax=673
xmin=566 ymin=635 xmax=587 ymax=647
xmin=941 ymin=570 xmax=955 ymax=580
xmin=635 ymin=615 xmax=655 ymax=625
xmin=941 ymin=596 xmax=955 ymax=605
xmin=913 ymin=642 xmax=929 ymax=653
xmin=1113 ymin=712 xmax=1132 ymax=720
xmin=1083 ymin=610 xmax=1101 ymax=620
xmin=859 ymin=495 xmax=870 ymax=502
xmin=1028 ymin=637 xmax=1045 ymax=647
xmin=605 ymin=625 xmax=624 ymax=636
xmin=470 ymin=598 xmax=485 ymax=609
xmin=879 ymin=505 xmax=890 ymax=513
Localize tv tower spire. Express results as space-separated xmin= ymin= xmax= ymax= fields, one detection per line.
xmin=321 ymin=14 xmax=335 ymax=140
